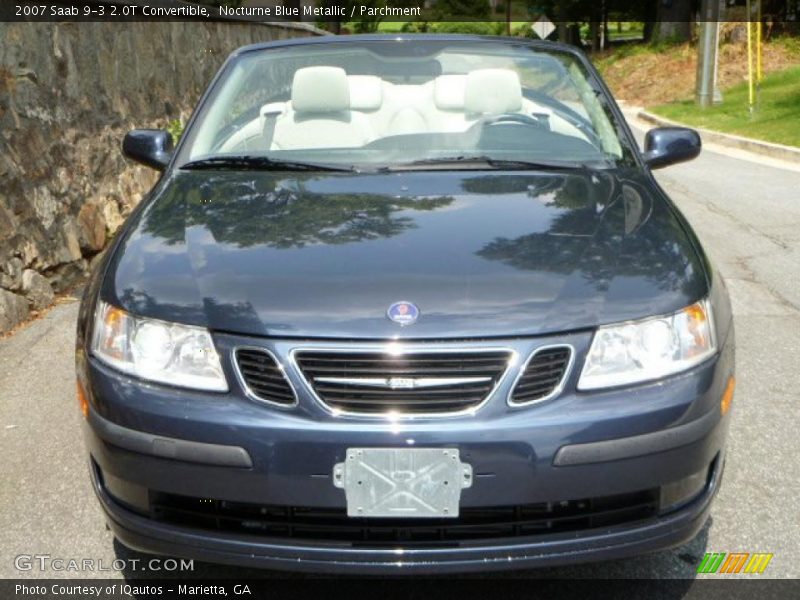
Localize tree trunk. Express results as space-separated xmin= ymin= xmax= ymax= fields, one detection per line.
xmin=590 ymin=20 xmax=600 ymax=52
xmin=557 ymin=1 xmax=568 ymax=43
xmin=651 ymin=0 xmax=694 ymax=44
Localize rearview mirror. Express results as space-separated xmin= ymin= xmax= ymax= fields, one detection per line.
xmin=642 ymin=127 xmax=701 ymax=169
xmin=122 ymin=129 xmax=174 ymax=171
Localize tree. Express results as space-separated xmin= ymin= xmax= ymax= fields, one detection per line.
xmin=650 ymin=0 xmax=695 ymax=44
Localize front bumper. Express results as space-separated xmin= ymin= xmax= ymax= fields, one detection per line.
xmin=91 ymin=453 xmax=723 ymax=573
xmin=80 ymin=330 xmax=733 ymax=573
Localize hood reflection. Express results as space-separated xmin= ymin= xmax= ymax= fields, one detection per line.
xmin=104 ymin=170 xmax=707 ymax=338
xmin=143 ymin=174 xmax=455 ymax=249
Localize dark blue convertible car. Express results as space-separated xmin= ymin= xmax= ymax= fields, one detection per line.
xmin=76 ymin=35 xmax=735 ymax=573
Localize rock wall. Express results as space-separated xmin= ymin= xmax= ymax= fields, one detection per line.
xmin=0 ymin=20 xmax=320 ymax=332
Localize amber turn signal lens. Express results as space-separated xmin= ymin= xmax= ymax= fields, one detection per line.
xmin=720 ymin=375 xmax=735 ymax=416
xmin=683 ymin=302 xmax=711 ymax=356
xmin=76 ymin=380 xmax=89 ymax=419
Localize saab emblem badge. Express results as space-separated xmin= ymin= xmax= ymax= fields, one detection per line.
xmin=387 ymin=301 xmax=419 ymax=326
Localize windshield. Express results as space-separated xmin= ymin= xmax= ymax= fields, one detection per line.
xmin=177 ymin=40 xmax=634 ymax=170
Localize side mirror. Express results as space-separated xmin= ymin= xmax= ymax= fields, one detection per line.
xmin=122 ymin=129 xmax=174 ymax=171
xmin=642 ymin=127 xmax=701 ymax=169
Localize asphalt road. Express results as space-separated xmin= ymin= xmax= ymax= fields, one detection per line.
xmin=1 ymin=116 xmax=799 ymax=581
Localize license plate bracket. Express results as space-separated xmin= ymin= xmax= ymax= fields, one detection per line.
xmin=333 ymin=448 xmax=472 ymax=518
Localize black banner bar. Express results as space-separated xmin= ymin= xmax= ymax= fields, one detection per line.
xmin=1 ymin=0 xmax=799 ymax=23
xmin=3 ymin=579 xmax=800 ymax=600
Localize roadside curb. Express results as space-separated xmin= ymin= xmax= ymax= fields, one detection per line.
xmin=637 ymin=109 xmax=800 ymax=165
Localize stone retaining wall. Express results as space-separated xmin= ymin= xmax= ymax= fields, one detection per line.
xmin=0 ymin=20 xmax=319 ymax=332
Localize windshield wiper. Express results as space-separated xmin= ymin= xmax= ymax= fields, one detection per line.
xmin=181 ymin=155 xmax=356 ymax=172
xmin=385 ymin=155 xmax=601 ymax=172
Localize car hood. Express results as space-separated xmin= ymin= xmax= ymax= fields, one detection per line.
xmin=104 ymin=169 xmax=707 ymax=339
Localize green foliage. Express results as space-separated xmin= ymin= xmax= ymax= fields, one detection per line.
xmin=512 ymin=21 xmax=539 ymax=38
xmin=652 ymin=66 xmax=800 ymax=148
xmin=773 ymin=35 xmax=800 ymax=56
xmin=166 ymin=119 xmax=184 ymax=146
xmin=400 ymin=20 xmax=429 ymax=33
xmin=343 ymin=19 xmax=382 ymax=34
xmin=400 ymin=20 xmax=505 ymax=36
xmin=425 ymin=21 xmax=504 ymax=35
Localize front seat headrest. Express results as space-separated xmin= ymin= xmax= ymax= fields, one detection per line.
xmin=464 ymin=69 xmax=523 ymax=115
xmin=292 ymin=66 xmax=350 ymax=114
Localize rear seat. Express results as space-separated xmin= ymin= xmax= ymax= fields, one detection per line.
xmin=430 ymin=74 xmax=470 ymax=132
xmin=346 ymin=75 xmax=399 ymax=136
xmin=346 ymin=74 xmax=475 ymax=136
xmin=348 ymin=75 xmax=433 ymax=137
xmin=380 ymin=83 xmax=433 ymax=136
xmin=348 ymin=75 xmax=384 ymax=113
xmin=340 ymin=69 xmax=530 ymax=141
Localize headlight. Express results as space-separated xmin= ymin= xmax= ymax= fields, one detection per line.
xmin=578 ymin=299 xmax=716 ymax=390
xmin=91 ymin=301 xmax=228 ymax=391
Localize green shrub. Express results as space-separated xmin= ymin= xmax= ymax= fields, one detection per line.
xmin=428 ymin=21 xmax=503 ymax=35
xmin=166 ymin=119 xmax=184 ymax=146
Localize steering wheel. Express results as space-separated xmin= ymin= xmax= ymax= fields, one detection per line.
xmin=521 ymin=89 xmax=606 ymax=150
xmin=477 ymin=113 xmax=550 ymax=130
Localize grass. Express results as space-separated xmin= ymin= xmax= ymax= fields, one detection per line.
xmin=651 ymin=66 xmax=800 ymax=148
xmin=375 ymin=21 xmax=404 ymax=33
xmin=594 ymin=36 xmax=798 ymax=108
xmin=595 ymin=39 xmax=683 ymax=66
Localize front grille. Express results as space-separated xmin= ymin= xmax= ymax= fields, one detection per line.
xmin=235 ymin=348 xmax=296 ymax=406
xmin=150 ymin=489 xmax=659 ymax=546
xmin=510 ymin=346 xmax=572 ymax=405
xmin=293 ymin=350 xmax=512 ymax=414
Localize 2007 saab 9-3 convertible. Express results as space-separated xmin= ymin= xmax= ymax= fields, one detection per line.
xmin=76 ymin=35 xmax=734 ymax=573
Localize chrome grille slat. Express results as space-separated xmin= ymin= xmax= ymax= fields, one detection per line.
xmin=247 ymin=383 xmax=295 ymax=396
xmin=509 ymin=346 xmax=572 ymax=405
xmin=294 ymin=350 xmax=512 ymax=415
xmin=299 ymin=354 xmax=506 ymax=363
xmin=315 ymin=391 xmax=493 ymax=401
xmin=235 ymin=348 xmax=297 ymax=406
xmin=316 ymin=399 xmax=477 ymax=410
xmin=517 ymin=357 xmax=568 ymax=370
xmin=515 ymin=376 xmax=563 ymax=390
xmin=316 ymin=389 xmax=489 ymax=397
xmin=296 ymin=366 xmax=502 ymax=375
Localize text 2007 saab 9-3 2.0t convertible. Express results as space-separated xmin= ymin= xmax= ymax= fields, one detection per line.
xmin=76 ymin=35 xmax=734 ymax=573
